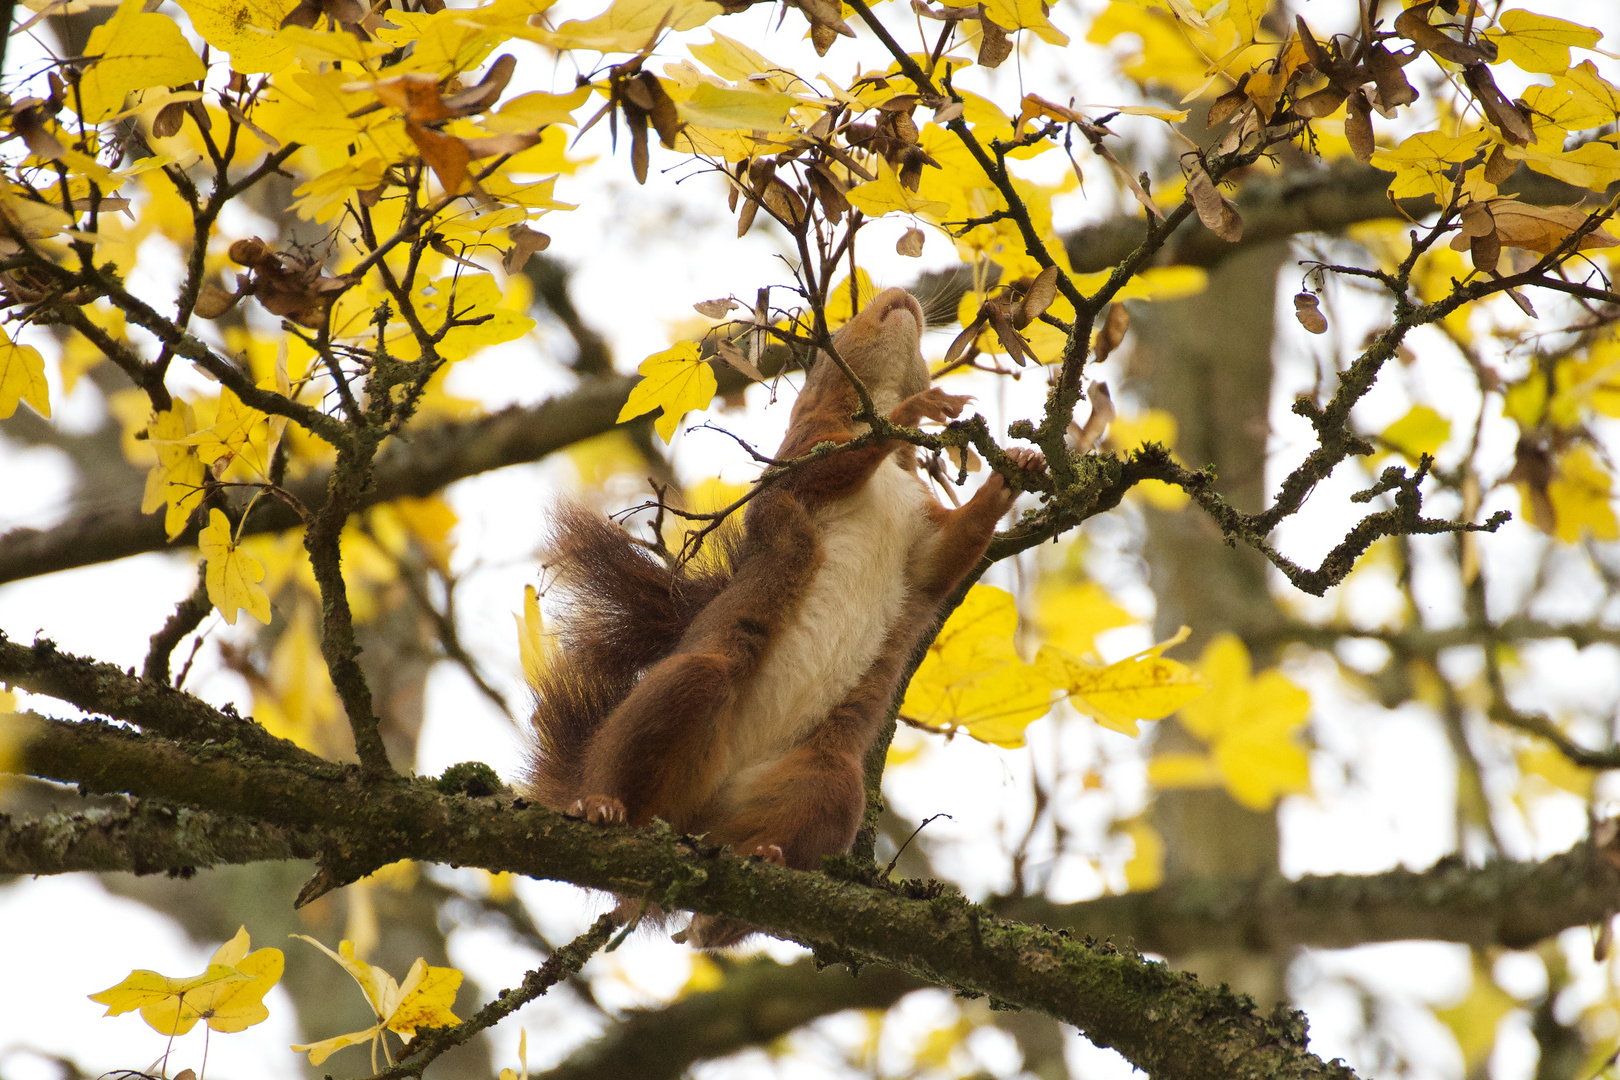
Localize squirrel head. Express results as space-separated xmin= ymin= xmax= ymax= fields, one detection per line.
xmin=795 ymin=287 xmax=929 ymax=422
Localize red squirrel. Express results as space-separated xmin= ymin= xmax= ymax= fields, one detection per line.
xmin=526 ymin=287 xmax=1043 ymax=944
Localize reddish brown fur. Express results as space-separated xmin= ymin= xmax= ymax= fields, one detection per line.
xmin=526 ymin=287 xmax=1042 ymax=945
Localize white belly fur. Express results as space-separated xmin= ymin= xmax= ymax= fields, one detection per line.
xmin=719 ymin=459 xmax=932 ymax=779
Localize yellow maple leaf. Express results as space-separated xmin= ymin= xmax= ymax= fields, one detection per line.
xmin=90 ymin=927 xmax=281 ymax=1036
xmin=485 ymin=87 xmax=594 ymax=133
xmin=251 ymin=605 xmax=344 ymax=753
xmin=174 ymin=0 xmax=297 ymax=74
xmin=901 ymin=585 xmax=1061 ymax=748
xmin=1036 ymin=629 xmax=1206 ymax=737
xmin=1371 ymin=130 xmax=1491 ymax=202
xmin=524 ymin=0 xmax=721 ymax=52
xmin=1485 ymin=10 xmax=1601 ymax=75
xmin=291 ymin=937 xmax=462 ymax=1071
xmin=200 ymin=508 xmax=272 ymax=625
xmin=676 ymin=84 xmax=799 ymax=131
xmin=1547 ymin=445 xmax=1620 ymax=543
xmin=846 ymin=161 xmax=952 ymax=221
xmin=617 ymin=341 xmax=717 ymax=442
xmin=185 ymin=388 xmax=269 ymax=474
xmin=1034 ymin=581 xmax=1133 ymax=659
xmin=981 ymin=0 xmax=1068 ymax=46
xmin=75 ymin=0 xmax=207 ymax=123
xmin=141 ymin=402 xmax=207 ymax=540
xmin=1380 ymin=405 xmax=1451 ymax=464
xmin=1150 ymin=634 xmax=1312 ymax=810
xmin=515 ymin=583 xmax=547 ymax=688
xmin=0 ymin=327 xmax=49 ymax=420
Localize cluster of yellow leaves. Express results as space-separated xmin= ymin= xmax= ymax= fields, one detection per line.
xmin=90 ymin=927 xmax=283 ymax=1037
xmin=901 ymin=585 xmax=1205 ymax=747
xmin=1148 ymin=634 xmax=1312 ymax=811
xmin=1501 ymin=328 xmax=1620 ymax=544
xmin=290 ymin=937 xmax=462 ymax=1069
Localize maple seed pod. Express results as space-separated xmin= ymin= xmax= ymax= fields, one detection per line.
xmin=228 ymin=237 xmax=273 ymax=268
xmin=1294 ymin=292 xmax=1328 ymax=335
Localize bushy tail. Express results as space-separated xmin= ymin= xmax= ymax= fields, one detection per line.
xmin=525 ymin=505 xmax=736 ymax=808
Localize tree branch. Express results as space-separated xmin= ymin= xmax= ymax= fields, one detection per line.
xmin=534 ymin=956 xmax=926 ymax=1080
xmin=999 ymin=834 xmax=1620 ymax=954
xmin=0 ymin=796 xmax=318 ymax=875
xmin=9 ymin=712 xmax=1355 ymax=1080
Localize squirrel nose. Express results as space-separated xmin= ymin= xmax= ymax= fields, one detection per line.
xmin=867 ymin=288 xmax=924 ymax=330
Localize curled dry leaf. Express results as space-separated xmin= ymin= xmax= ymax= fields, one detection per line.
xmin=228 ymin=237 xmax=349 ymax=330
xmin=1364 ymin=44 xmax=1419 ymax=112
xmin=1294 ymin=291 xmax=1327 ymax=334
xmin=694 ymin=297 xmax=739 ymax=319
xmin=1093 ymin=302 xmax=1130 ymax=363
xmin=1015 ymin=266 xmax=1059 ymax=329
xmin=1071 ymin=382 xmax=1114 ymax=453
xmin=1185 ymin=160 xmax=1242 ymax=242
xmin=977 ymin=7 xmax=1014 ymax=68
xmin=1463 ymin=65 xmax=1532 ymax=146
xmin=896 ymin=226 xmax=926 ymax=257
xmin=715 ymin=338 xmax=767 ymax=382
xmin=193 ymin=282 xmax=240 ymax=320
xmin=1207 ymin=76 xmax=1251 ymax=128
xmin=1394 ymin=2 xmax=1494 ymax=66
xmin=503 ymin=225 xmax=549 ymax=273
xmin=1293 ymin=85 xmax=1348 ymax=119
xmin=1345 ymin=90 xmax=1374 ymax=165
xmin=1484 ymin=145 xmax=1517 ymax=185
xmin=151 ymin=99 xmax=189 ymax=139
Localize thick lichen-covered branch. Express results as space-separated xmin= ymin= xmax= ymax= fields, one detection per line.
xmin=0 ymin=796 xmax=318 ymax=875
xmin=8 ymin=712 xmax=1354 ymax=1080
xmin=0 ymin=631 xmax=332 ymax=770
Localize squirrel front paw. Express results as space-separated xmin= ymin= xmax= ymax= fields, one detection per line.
xmin=893 ymin=387 xmax=973 ymax=426
xmin=1006 ymin=447 xmax=1046 ymax=473
xmin=567 ymin=795 xmax=627 ymax=825
xmin=979 ymin=448 xmax=1048 ymax=508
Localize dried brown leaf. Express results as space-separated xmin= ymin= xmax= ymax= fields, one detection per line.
xmin=1345 ymin=90 xmax=1374 ymax=165
xmin=715 ymin=338 xmax=766 ymax=382
xmin=896 ymin=226 xmax=925 ymax=257
xmin=1016 ymin=266 xmax=1059 ymax=329
xmin=1093 ymin=302 xmax=1130 ymax=363
xmin=1294 ymin=291 xmax=1327 ymax=334
xmin=1186 ymin=160 xmax=1242 ymax=242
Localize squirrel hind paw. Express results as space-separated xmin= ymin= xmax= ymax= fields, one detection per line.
xmin=567 ymin=795 xmax=627 ymax=825
xmin=679 ymin=914 xmax=758 ymax=949
xmin=749 ymin=843 xmax=787 ymax=865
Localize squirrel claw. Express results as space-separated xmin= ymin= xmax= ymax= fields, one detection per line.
xmin=567 ymin=795 xmax=627 ymax=826
xmin=1006 ymin=447 xmax=1046 ymax=472
xmin=896 ymin=387 xmax=973 ymax=426
xmin=749 ymin=843 xmax=787 ymax=865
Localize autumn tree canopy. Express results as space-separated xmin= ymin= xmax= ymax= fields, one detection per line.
xmin=2 ymin=0 xmax=1620 ymax=1075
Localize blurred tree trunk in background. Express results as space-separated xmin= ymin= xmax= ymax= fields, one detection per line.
xmin=1134 ymin=241 xmax=1291 ymax=1007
